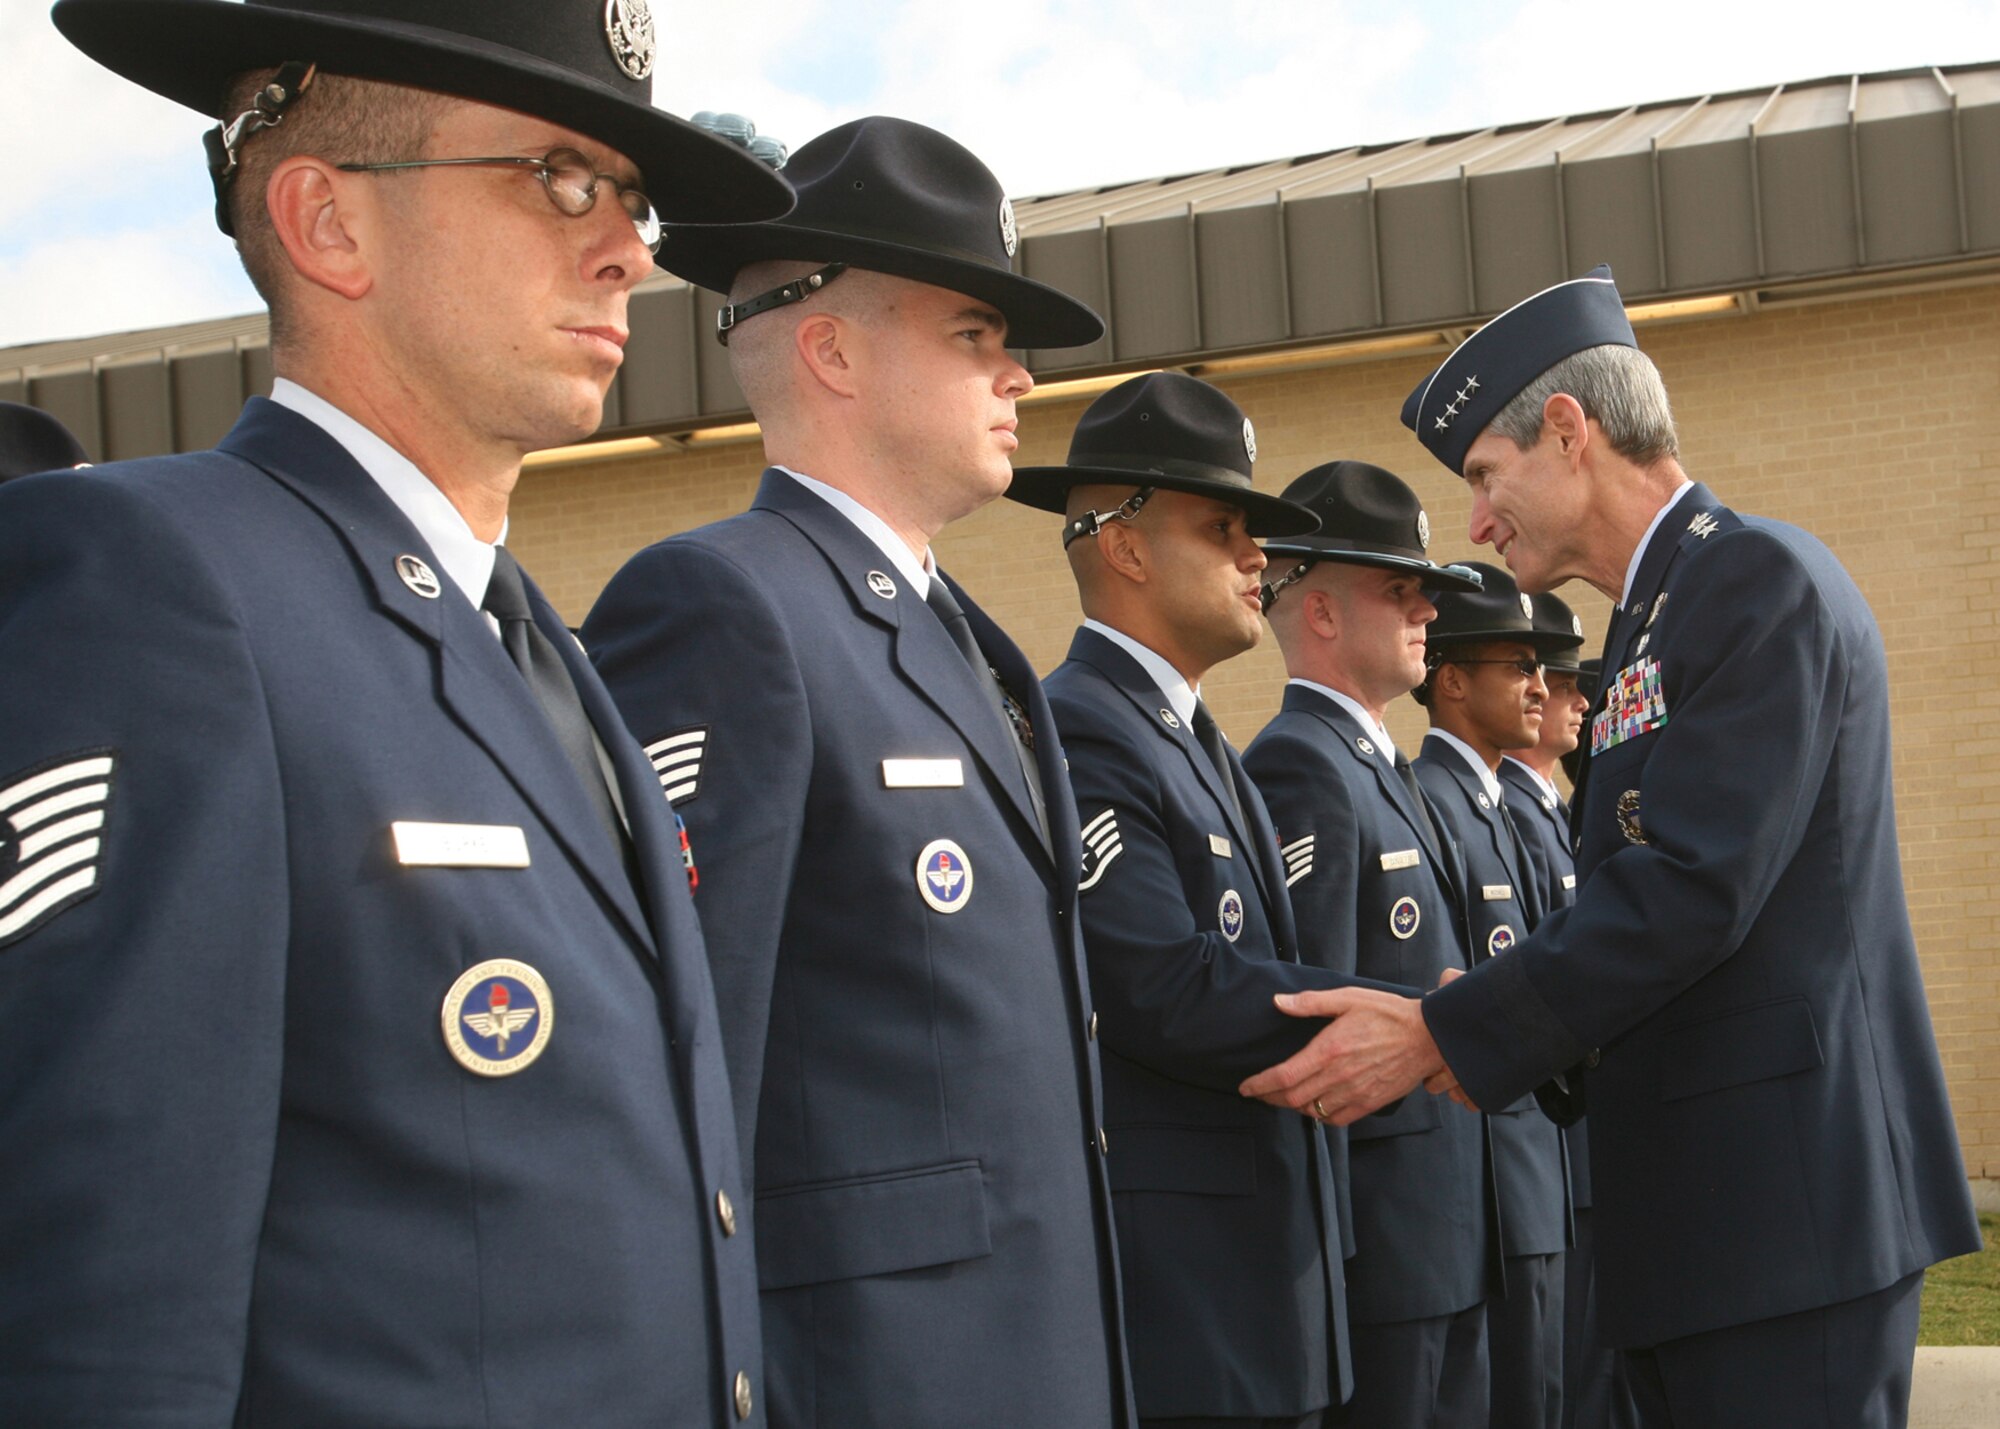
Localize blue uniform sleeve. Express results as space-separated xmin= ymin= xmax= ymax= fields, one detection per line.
xmin=583 ymin=537 xmax=810 ymax=1168
xmin=1426 ymin=528 xmax=1844 ymax=1109
xmin=0 ymin=473 xmax=287 ymax=1423
xmin=1244 ymin=732 xmax=1362 ymax=981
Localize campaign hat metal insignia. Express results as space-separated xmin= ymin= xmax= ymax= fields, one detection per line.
xmin=917 ymin=838 xmax=973 ymax=913
xmin=1389 ymin=895 xmax=1421 ymax=940
xmin=1399 ymin=264 xmax=1638 ymax=475
xmin=51 ymin=0 xmax=794 ymax=238
xmin=662 ymin=115 xmax=1102 ymax=350
xmin=1218 ymin=889 xmax=1245 ymax=942
xmin=1528 ymin=591 xmax=1588 ymax=675
xmin=1007 ymin=372 xmax=1320 ymax=539
xmin=1260 ymin=460 xmax=1483 ymax=601
xmin=442 ymin=958 xmax=553 ymax=1076
xmin=1487 ymin=924 xmax=1517 ymax=957
xmin=1425 ymin=561 xmax=1587 ymax=657
xmin=0 ymin=401 xmax=90 ymax=482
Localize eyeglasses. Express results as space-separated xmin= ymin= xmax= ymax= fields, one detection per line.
xmin=336 ymin=148 xmax=661 ymax=252
xmin=1442 ymin=657 xmax=1545 ymax=679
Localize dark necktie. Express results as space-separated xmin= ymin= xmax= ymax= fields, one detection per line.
xmin=925 ymin=578 xmax=1050 ymax=849
xmin=1393 ymin=750 xmax=1445 ymax=863
xmin=1191 ymin=701 xmax=1247 ymax=831
xmin=483 ymin=547 xmax=625 ymax=856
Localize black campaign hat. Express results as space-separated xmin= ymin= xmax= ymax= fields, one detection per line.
xmin=1575 ymin=657 xmax=1602 ymax=703
xmin=658 ymin=116 xmax=1103 ymax=350
xmin=1259 ymin=461 xmax=1482 ymax=593
xmin=1528 ymin=591 xmax=1588 ymax=673
xmin=51 ymin=0 xmax=795 ymax=225
xmin=1426 ymin=562 xmax=1587 ymax=655
xmin=1400 ymin=264 xmax=1637 ymax=475
xmin=1005 ymin=372 xmax=1318 ymax=538
xmin=0 ymin=403 xmax=90 ymax=482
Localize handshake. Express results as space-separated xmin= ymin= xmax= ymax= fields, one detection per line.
xmin=1238 ymin=970 xmax=1477 ymax=1123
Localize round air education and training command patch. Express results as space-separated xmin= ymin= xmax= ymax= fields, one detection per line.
xmin=443 ymin=959 xmax=553 ymax=1077
xmin=1390 ymin=896 xmax=1421 ymax=940
xmin=917 ymin=838 xmax=973 ymax=914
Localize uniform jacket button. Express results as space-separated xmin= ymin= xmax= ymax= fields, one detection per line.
xmin=716 ymin=1188 xmax=738 ymax=1237
xmin=734 ymin=1370 xmax=753 ymax=1420
xmin=1096 ymin=1127 xmax=1109 ymax=1155
xmin=1585 ymin=1048 xmax=1602 ymax=1069
xmin=1087 ymin=1011 xmax=1099 ymax=1041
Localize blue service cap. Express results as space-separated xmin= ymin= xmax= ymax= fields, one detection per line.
xmin=1400 ymin=264 xmax=1636 ymax=475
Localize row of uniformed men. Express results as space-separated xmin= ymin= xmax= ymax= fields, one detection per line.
xmin=8 ymin=2 xmax=1977 ymax=1427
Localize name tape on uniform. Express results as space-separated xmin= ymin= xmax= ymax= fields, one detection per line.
xmin=392 ymin=821 xmax=530 ymax=869
xmin=1379 ymin=849 xmax=1421 ymax=872
xmin=1208 ymin=833 xmax=1232 ymax=859
xmin=1561 ymin=874 xmax=1577 ymax=890
xmin=1481 ymin=884 xmax=1512 ymax=901
xmin=882 ymin=758 xmax=965 ymax=789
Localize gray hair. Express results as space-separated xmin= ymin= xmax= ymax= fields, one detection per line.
xmin=1484 ymin=343 xmax=1679 ymax=465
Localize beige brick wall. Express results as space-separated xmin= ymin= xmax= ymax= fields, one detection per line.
xmin=510 ymin=282 xmax=2000 ymax=1191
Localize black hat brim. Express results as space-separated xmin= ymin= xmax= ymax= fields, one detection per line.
xmin=1431 ymin=628 xmax=1589 ymax=657
xmin=659 ymin=222 xmax=1102 ymax=350
xmin=52 ymin=0 xmax=795 ymax=225
xmin=1005 ymin=464 xmax=1319 ymax=537
xmin=1255 ymin=544 xmax=1484 ymax=593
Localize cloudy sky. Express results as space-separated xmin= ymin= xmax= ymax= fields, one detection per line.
xmin=6 ymin=0 xmax=1999 ymax=349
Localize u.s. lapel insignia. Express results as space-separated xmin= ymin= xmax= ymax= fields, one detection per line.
xmin=1158 ymin=708 xmax=1182 ymax=730
xmin=1218 ymin=889 xmax=1245 ymax=942
xmin=396 ymin=553 xmax=441 ymax=599
xmin=1078 ymin=809 xmax=1122 ymax=892
xmin=1541 ymin=793 xmax=1558 ymax=812
xmin=1487 ymin=924 xmax=1516 ymax=957
xmin=1356 ymin=737 xmax=1375 ymax=756
xmin=443 ymin=959 xmax=553 ymax=1076
xmin=1476 ymin=791 xmax=1491 ymax=809
xmin=1389 ymin=895 xmax=1421 ymax=939
xmin=1616 ymin=788 xmax=1648 ymax=845
xmin=917 ymin=838 xmax=973 ymax=913
xmin=865 ymin=570 xmax=897 ymax=599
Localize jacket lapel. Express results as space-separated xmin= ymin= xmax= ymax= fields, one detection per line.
xmin=1286 ymin=685 xmax=1450 ymax=889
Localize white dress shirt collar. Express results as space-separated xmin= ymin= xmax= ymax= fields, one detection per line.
xmin=1288 ymin=678 xmax=1397 ymax=762
xmin=779 ymin=466 xmax=936 ymax=598
xmin=1620 ymin=479 xmax=1695 ymax=609
xmin=270 ymin=378 xmax=503 ymax=615
xmin=1428 ymin=727 xmax=1505 ymax=807
xmin=1502 ymin=754 xmax=1563 ymax=808
xmin=1085 ymin=619 xmax=1199 ymax=727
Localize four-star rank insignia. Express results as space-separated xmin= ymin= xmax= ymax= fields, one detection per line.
xmin=443 ymin=959 xmax=553 ymax=1077
xmin=917 ymin=838 xmax=973 ymax=913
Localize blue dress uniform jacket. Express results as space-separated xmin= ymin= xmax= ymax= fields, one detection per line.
xmin=1045 ymin=627 xmax=1369 ymax=1421
xmin=583 ymin=471 xmax=1132 ymax=1429
xmin=1415 ymin=739 xmax=1573 ymax=1262
xmin=0 ymin=399 xmax=762 ymax=1427
xmin=1423 ymin=484 xmax=1981 ymax=1349
xmin=1244 ymin=685 xmax=1497 ymax=1326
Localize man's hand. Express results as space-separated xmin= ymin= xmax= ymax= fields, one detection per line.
xmin=1423 ymin=968 xmax=1479 ymax=1110
xmin=1238 ymin=987 xmax=1455 ymax=1125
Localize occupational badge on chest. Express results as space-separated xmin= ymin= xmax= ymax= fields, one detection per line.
xmin=1487 ymin=924 xmax=1516 ymax=957
xmin=917 ymin=838 xmax=974 ymax=913
xmin=1389 ymin=895 xmax=1420 ymax=940
xmin=1616 ymin=788 xmax=1649 ymax=845
xmin=442 ymin=959 xmax=553 ymax=1077
xmin=1218 ymin=889 xmax=1245 ymax=942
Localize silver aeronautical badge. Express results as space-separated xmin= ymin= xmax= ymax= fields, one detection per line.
xmin=1417 ymin=509 xmax=1431 ymax=549
xmin=396 ymin=554 xmax=441 ymax=599
xmin=917 ymin=838 xmax=973 ymax=914
xmin=1218 ymin=889 xmax=1245 ymax=942
xmin=865 ymin=570 xmax=898 ymax=599
xmin=603 ymin=0 xmax=656 ymax=81
xmin=442 ymin=959 xmax=553 ymax=1077
xmin=1647 ymin=592 xmax=1667 ymax=627
xmin=999 ymin=196 xmax=1018 ymax=257
xmin=1389 ymin=895 xmax=1420 ymax=940
xmin=1487 ymin=924 xmax=1516 ymax=957
xmin=1616 ymin=788 xmax=1648 ymax=845
xmin=1242 ymin=418 xmax=1257 ymax=464
xmin=1159 ymin=708 xmax=1182 ymax=730
xmin=1519 ymin=592 xmax=1534 ymax=619
xmin=1634 ymin=633 xmax=1650 ymax=657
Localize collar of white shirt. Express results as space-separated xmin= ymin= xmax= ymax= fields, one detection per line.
xmin=270 ymin=378 xmax=503 ymax=617
xmin=1085 ymin=620 xmax=1199 ymax=727
xmin=1288 ymin=678 xmax=1398 ymax=762
xmin=1619 ymin=479 xmax=1695 ymax=609
xmin=1427 ymin=727 xmax=1504 ymax=807
xmin=779 ymin=466 xmax=936 ymax=599
xmin=1502 ymin=754 xmax=1562 ymax=807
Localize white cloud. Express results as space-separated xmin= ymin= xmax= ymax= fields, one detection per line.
xmin=0 ymin=212 xmax=260 ymax=349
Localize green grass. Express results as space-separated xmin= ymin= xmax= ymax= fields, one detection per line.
xmin=1919 ymin=1212 xmax=2000 ymax=1346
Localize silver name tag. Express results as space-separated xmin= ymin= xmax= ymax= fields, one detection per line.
xmin=1481 ymin=884 xmax=1513 ymax=901
xmin=1561 ymin=874 xmax=1577 ymax=890
xmin=882 ymin=758 xmax=965 ymax=789
xmin=1379 ymin=849 xmax=1421 ymax=871
xmin=392 ymin=821 xmax=530 ymax=868
xmin=1208 ymin=834 xmax=1232 ymax=858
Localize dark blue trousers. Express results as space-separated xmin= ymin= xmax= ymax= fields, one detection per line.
xmin=1334 ymin=1302 xmax=1489 ymax=1428
xmin=1491 ymin=1250 xmax=1565 ymax=1428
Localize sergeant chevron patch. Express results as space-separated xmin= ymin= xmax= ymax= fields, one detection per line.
xmin=1281 ymin=833 xmax=1315 ymax=886
xmin=0 ymin=749 xmax=116 ymax=947
xmin=1078 ymin=808 xmax=1123 ymax=892
xmin=643 ymin=726 xmax=708 ymax=806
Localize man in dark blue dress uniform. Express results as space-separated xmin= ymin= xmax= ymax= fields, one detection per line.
xmin=3 ymin=2 xmax=795 ymax=1424
xmin=1012 ymin=373 xmax=1416 ymax=1428
xmin=1243 ymin=461 xmax=1499 ymax=1429
xmin=1238 ymin=265 xmax=1981 ymax=1428
xmin=584 ymin=118 xmax=1133 ymax=1428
